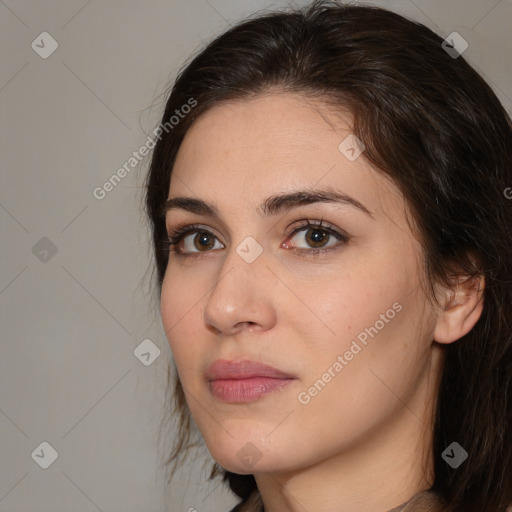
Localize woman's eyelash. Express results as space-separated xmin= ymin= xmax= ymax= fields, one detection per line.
xmin=166 ymin=223 xmax=206 ymax=249
xmin=165 ymin=220 xmax=350 ymax=256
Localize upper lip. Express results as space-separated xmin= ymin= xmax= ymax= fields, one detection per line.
xmin=206 ymin=359 xmax=294 ymax=381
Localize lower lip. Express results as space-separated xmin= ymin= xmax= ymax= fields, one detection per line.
xmin=209 ymin=377 xmax=295 ymax=403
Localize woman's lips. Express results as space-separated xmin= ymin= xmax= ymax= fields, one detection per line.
xmin=209 ymin=377 xmax=294 ymax=403
xmin=207 ymin=359 xmax=296 ymax=403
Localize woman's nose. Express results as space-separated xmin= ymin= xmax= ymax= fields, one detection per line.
xmin=202 ymin=247 xmax=277 ymax=336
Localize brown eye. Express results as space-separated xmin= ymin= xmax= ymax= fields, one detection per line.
xmin=167 ymin=225 xmax=224 ymax=256
xmin=288 ymin=226 xmax=338 ymax=250
xmin=177 ymin=229 xmax=223 ymax=254
xmin=304 ymin=228 xmax=330 ymax=248
xmin=193 ymin=232 xmax=216 ymax=251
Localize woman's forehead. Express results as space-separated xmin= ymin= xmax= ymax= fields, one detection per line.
xmin=168 ymin=93 xmax=405 ymax=226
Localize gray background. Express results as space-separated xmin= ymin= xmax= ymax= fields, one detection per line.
xmin=1 ymin=1 xmax=510 ymax=511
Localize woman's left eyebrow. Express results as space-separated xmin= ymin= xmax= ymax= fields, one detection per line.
xmin=261 ymin=188 xmax=373 ymax=218
xmin=163 ymin=187 xmax=373 ymax=219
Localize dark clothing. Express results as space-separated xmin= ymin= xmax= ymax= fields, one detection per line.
xmin=229 ymin=489 xmax=445 ymax=512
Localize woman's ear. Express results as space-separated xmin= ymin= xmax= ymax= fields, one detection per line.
xmin=434 ymin=273 xmax=485 ymax=344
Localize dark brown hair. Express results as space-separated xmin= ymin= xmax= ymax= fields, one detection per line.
xmin=145 ymin=2 xmax=512 ymax=510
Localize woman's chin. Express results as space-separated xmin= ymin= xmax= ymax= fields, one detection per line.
xmin=204 ymin=436 xmax=291 ymax=475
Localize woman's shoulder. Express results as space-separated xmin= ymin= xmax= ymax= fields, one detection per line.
xmin=227 ymin=489 xmax=445 ymax=512
xmin=390 ymin=490 xmax=445 ymax=512
xmin=228 ymin=490 xmax=263 ymax=512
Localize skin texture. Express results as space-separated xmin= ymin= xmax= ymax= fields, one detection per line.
xmin=160 ymin=93 xmax=484 ymax=512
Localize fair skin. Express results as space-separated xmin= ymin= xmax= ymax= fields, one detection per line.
xmin=160 ymin=93 xmax=484 ymax=512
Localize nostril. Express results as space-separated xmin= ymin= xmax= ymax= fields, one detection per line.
xmin=234 ymin=321 xmax=258 ymax=331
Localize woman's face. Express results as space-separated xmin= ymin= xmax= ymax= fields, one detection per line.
xmin=161 ymin=93 xmax=441 ymax=476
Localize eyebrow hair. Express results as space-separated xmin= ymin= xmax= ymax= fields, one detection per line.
xmin=162 ymin=187 xmax=373 ymax=219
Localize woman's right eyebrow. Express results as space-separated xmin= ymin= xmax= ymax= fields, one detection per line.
xmin=162 ymin=187 xmax=373 ymax=219
xmin=162 ymin=196 xmax=219 ymax=219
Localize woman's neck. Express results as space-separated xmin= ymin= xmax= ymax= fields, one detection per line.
xmin=254 ymin=403 xmax=435 ymax=512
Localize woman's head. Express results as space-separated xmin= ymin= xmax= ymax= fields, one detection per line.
xmin=146 ymin=2 xmax=512 ymax=510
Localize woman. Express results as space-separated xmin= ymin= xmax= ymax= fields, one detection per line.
xmin=145 ymin=2 xmax=512 ymax=511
